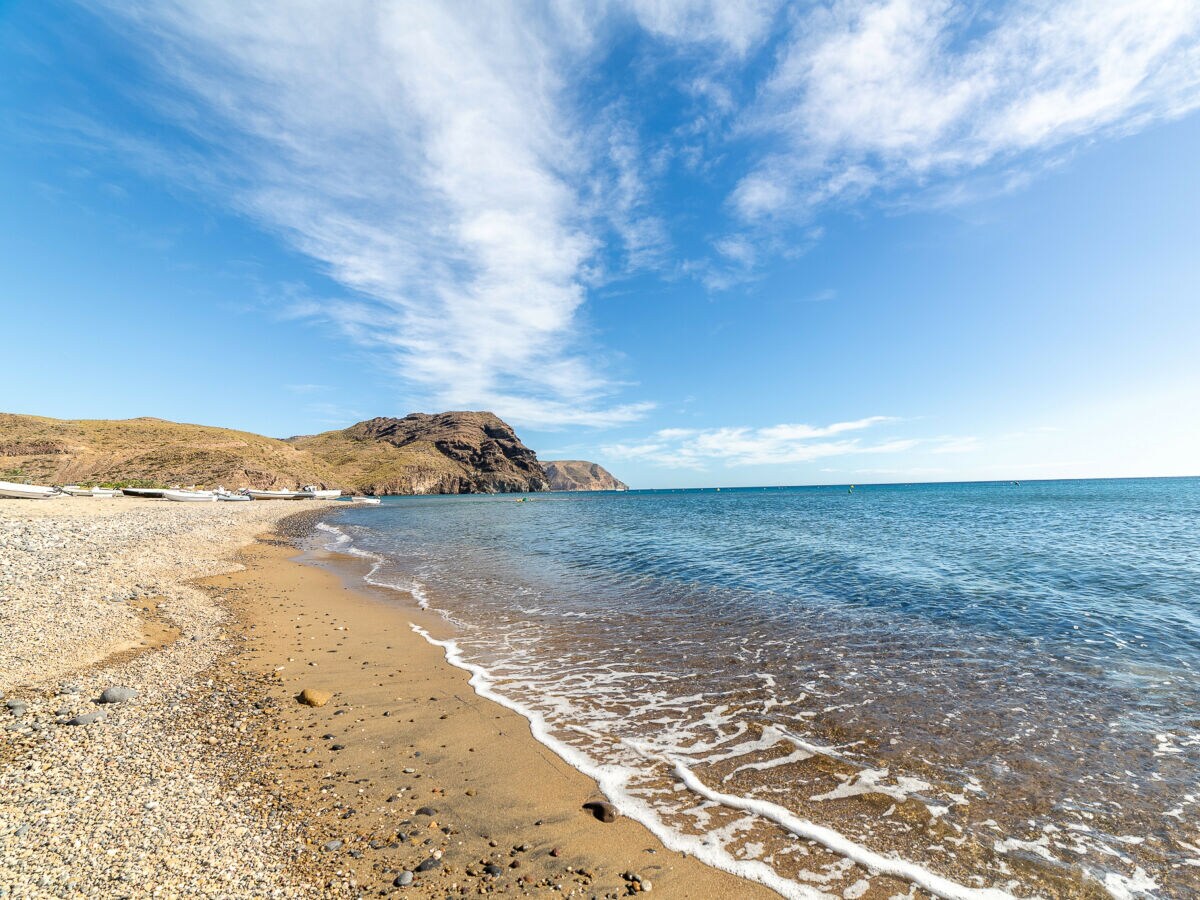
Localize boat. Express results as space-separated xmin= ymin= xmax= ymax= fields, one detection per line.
xmin=63 ymin=486 xmax=121 ymax=498
xmin=162 ymin=489 xmax=217 ymax=502
xmin=300 ymin=485 xmax=342 ymax=499
xmin=246 ymin=489 xmax=312 ymax=500
xmin=351 ymin=495 xmax=381 ymax=505
xmin=215 ymin=490 xmax=252 ymax=502
xmin=0 ymin=480 xmax=61 ymax=499
xmin=121 ymin=488 xmax=165 ymax=498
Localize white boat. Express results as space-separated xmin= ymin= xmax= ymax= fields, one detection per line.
xmin=246 ymin=489 xmax=312 ymax=500
xmin=351 ymin=495 xmax=382 ymax=505
xmin=0 ymin=480 xmax=60 ymax=499
xmin=215 ymin=490 xmax=252 ymax=502
xmin=63 ymin=486 xmax=120 ymax=498
xmin=301 ymin=485 xmax=342 ymax=499
xmin=162 ymin=489 xmax=217 ymax=502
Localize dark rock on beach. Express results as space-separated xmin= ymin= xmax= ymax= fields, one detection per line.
xmin=583 ymin=800 xmax=619 ymax=823
xmin=98 ymin=686 xmax=139 ymax=704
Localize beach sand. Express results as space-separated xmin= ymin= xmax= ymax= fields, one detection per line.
xmin=1 ymin=499 xmax=773 ymax=898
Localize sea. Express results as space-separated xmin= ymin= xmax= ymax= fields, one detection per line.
xmin=312 ymin=478 xmax=1200 ymax=899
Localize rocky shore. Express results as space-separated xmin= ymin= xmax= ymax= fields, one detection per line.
xmin=0 ymin=499 xmax=334 ymax=898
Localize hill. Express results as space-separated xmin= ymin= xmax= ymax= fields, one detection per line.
xmin=0 ymin=413 xmax=335 ymax=489
xmin=543 ymin=460 xmax=628 ymax=491
xmin=0 ymin=411 xmax=549 ymax=494
xmin=288 ymin=412 xmax=549 ymax=495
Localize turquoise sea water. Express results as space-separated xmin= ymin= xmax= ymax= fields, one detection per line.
xmin=318 ymin=478 xmax=1200 ymax=898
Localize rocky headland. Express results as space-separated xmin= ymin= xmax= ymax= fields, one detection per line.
xmin=543 ymin=460 xmax=629 ymax=492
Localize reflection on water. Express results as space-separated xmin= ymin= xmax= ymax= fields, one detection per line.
xmin=321 ymin=479 xmax=1200 ymax=898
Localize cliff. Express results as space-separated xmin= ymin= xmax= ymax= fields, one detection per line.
xmin=0 ymin=411 xmax=549 ymax=495
xmin=543 ymin=460 xmax=628 ymax=492
xmin=287 ymin=412 xmax=549 ymax=495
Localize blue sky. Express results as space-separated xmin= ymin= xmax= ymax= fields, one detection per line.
xmin=2 ymin=1 xmax=1199 ymax=488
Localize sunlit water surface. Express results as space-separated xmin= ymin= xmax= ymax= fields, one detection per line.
xmin=316 ymin=479 xmax=1200 ymax=899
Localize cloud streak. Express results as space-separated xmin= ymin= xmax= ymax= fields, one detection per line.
xmin=603 ymin=416 xmax=920 ymax=468
xmin=76 ymin=0 xmax=1200 ymax=433
xmin=97 ymin=0 xmax=645 ymax=428
xmin=734 ymin=0 xmax=1200 ymax=219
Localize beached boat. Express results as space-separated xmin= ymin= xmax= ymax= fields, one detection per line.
xmin=246 ymin=489 xmax=312 ymax=500
xmin=121 ymin=487 xmax=166 ymax=498
xmin=0 ymin=480 xmax=60 ymax=499
xmin=215 ymin=490 xmax=252 ymax=502
xmin=351 ymin=495 xmax=381 ymax=505
xmin=301 ymin=485 xmax=342 ymax=499
xmin=63 ymin=486 xmax=120 ymax=498
xmin=162 ymin=489 xmax=217 ymax=502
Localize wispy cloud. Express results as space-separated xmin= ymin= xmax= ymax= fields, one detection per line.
xmin=94 ymin=1 xmax=646 ymax=429
xmin=67 ymin=0 xmax=1200 ymax=433
xmin=733 ymin=0 xmax=1200 ymax=219
xmin=603 ymin=416 xmax=912 ymax=468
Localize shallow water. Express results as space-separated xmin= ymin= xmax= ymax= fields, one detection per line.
xmin=317 ymin=479 xmax=1200 ymax=898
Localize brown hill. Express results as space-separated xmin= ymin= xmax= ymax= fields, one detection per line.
xmin=543 ymin=460 xmax=628 ymax=491
xmin=288 ymin=412 xmax=549 ymax=495
xmin=0 ymin=411 xmax=549 ymax=494
xmin=0 ymin=413 xmax=334 ymax=489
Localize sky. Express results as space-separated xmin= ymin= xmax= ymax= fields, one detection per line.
xmin=1 ymin=0 xmax=1199 ymax=489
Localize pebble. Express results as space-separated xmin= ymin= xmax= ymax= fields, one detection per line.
xmin=414 ymin=856 xmax=440 ymax=873
xmin=98 ymin=686 xmax=139 ymax=704
xmin=297 ymin=687 xmax=332 ymax=707
xmin=322 ymin=840 xmax=343 ymax=852
xmin=583 ymin=800 xmax=619 ymax=823
xmin=393 ymin=871 xmax=414 ymax=887
xmin=66 ymin=710 xmax=106 ymax=726
xmin=415 ymin=806 xmax=437 ymax=816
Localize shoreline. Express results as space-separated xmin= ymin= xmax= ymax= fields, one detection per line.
xmin=210 ymin=520 xmax=777 ymax=897
xmin=0 ymin=498 xmax=773 ymax=898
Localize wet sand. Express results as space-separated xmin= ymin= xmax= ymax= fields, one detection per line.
xmin=203 ymin=534 xmax=778 ymax=897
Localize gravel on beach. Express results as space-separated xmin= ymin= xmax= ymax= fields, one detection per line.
xmin=0 ymin=499 xmax=334 ymax=898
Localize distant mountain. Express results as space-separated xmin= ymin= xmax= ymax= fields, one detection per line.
xmin=543 ymin=460 xmax=628 ymax=492
xmin=288 ymin=412 xmax=549 ymax=495
xmin=0 ymin=411 xmax=549 ymax=495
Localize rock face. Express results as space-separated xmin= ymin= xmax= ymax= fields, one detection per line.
xmin=543 ymin=460 xmax=628 ymax=492
xmin=288 ymin=412 xmax=550 ymax=495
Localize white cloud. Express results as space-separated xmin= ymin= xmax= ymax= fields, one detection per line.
xmin=735 ymin=0 xmax=1200 ymax=219
xmin=96 ymin=0 xmax=643 ymax=429
xmin=603 ymin=416 xmax=911 ymax=467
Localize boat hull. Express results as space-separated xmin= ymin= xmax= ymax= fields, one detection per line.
xmin=246 ymin=490 xmax=311 ymax=500
xmin=121 ymin=488 xmax=165 ymax=498
xmin=162 ymin=490 xmax=217 ymax=502
xmin=0 ymin=481 xmax=60 ymax=499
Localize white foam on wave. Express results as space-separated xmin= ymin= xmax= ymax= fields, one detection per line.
xmin=315 ymin=521 xmax=431 ymax=610
xmin=409 ymin=623 xmax=1019 ymax=900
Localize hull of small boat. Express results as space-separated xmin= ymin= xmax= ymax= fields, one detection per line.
xmin=351 ymin=496 xmax=382 ymax=505
xmin=246 ymin=490 xmax=311 ymax=500
xmin=121 ymin=488 xmax=165 ymax=498
xmin=302 ymin=489 xmax=342 ymax=499
xmin=162 ymin=490 xmax=217 ymax=502
xmin=215 ymin=492 xmax=252 ymax=502
xmin=0 ymin=481 xmax=60 ymax=499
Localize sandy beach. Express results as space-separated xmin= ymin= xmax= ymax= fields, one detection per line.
xmin=0 ymin=498 xmax=771 ymax=898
